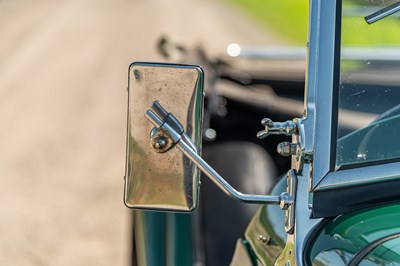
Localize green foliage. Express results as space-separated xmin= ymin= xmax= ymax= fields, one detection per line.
xmin=225 ymin=0 xmax=400 ymax=46
xmin=342 ymin=17 xmax=400 ymax=46
xmin=225 ymin=0 xmax=309 ymax=45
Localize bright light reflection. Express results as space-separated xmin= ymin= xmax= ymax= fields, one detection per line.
xmin=357 ymin=153 xmax=367 ymax=160
xmin=227 ymin=43 xmax=241 ymax=57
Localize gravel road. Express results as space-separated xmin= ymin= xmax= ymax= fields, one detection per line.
xmin=0 ymin=0 xmax=280 ymax=265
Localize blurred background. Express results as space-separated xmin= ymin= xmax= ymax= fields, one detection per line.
xmin=0 ymin=0 xmax=307 ymax=265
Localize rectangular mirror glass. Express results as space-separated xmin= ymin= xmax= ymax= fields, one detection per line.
xmin=124 ymin=62 xmax=204 ymax=212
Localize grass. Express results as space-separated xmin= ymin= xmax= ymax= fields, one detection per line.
xmin=225 ymin=0 xmax=400 ymax=46
xmin=342 ymin=17 xmax=400 ymax=46
xmin=225 ymin=0 xmax=309 ymax=45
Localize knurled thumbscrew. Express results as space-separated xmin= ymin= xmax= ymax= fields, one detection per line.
xmin=257 ymin=118 xmax=297 ymax=139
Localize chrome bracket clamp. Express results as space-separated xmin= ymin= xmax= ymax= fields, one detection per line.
xmin=145 ymin=101 xmax=197 ymax=153
xmin=285 ymin=170 xmax=297 ymax=235
xmin=257 ymin=118 xmax=302 ymax=171
xmin=144 ymin=101 xmax=293 ymax=206
xmin=257 ymin=118 xmax=300 ymax=234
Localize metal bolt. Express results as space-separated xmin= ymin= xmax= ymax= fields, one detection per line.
xmin=154 ymin=137 xmax=167 ymax=150
xmin=279 ymin=192 xmax=293 ymax=210
xmin=150 ymin=135 xmax=171 ymax=153
xmin=257 ymin=235 xmax=274 ymax=246
xmin=277 ymin=142 xmax=297 ymax=157
xmin=257 ymin=235 xmax=268 ymax=243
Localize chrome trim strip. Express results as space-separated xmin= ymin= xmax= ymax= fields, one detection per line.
xmin=307 ymin=0 xmax=341 ymax=189
xmin=289 ymin=0 xmax=339 ymax=264
xmin=314 ymin=161 xmax=400 ymax=191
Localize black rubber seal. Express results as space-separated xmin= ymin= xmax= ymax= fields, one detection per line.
xmin=348 ymin=232 xmax=400 ymax=266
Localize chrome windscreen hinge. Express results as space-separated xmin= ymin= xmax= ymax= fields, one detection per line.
xmin=257 ymin=117 xmax=306 ymax=174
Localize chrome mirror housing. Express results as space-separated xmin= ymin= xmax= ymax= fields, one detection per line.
xmin=124 ymin=62 xmax=204 ymax=212
xmin=124 ymin=62 xmax=294 ymax=218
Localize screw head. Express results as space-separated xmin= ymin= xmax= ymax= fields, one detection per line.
xmin=279 ymin=192 xmax=292 ymax=210
xmin=154 ymin=137 xmax=167 ymax=150
xmin=150 ymin=129 xmax=173 ymax=153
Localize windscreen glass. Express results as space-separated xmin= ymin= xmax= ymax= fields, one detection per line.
xmin=336 ymin=0 xmax=400 ymax=169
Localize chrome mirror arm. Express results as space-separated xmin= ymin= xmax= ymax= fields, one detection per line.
xmin=177 ymin=136 xmax=289 ymax=205
xmin=145 ymin=101 xmax=292 ymax=207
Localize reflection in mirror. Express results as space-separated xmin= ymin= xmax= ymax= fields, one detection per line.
xmin=124 ymin=62 xmax=204 ymax=212
xmin=336 ymin=0 xmax=400 ymax=169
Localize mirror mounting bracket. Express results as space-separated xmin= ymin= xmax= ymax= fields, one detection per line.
xmin=256 ymin=117 xmax=302 ymax=234
xmin=145 ymin=101 xmax=293 ymax=207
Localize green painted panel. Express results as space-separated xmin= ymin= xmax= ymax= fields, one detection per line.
xmin=245 ymin=177 xmax=287 ymax=266
xmin=307 ymin=203 xmax=400 ymax=265
xmin=134 ymin=211 xmax=193 ymax=266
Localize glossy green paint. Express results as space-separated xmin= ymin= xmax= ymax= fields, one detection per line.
xmin=166 ymin=213 xmax=193 ymax=265
xmin=133 ymin=210 xmax=193 ymax=266
xmin=307 ymin=202 xmax=400 ymax=265
xmin=134 ymin=211 xmax=166 ymax=265
xmin=245 ymin=177 xmax=287 ymax=266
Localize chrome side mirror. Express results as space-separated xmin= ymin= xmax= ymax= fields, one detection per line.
xmin=124 ymin=62 xmax=294 ymax=223
xmin=124 ymin=62 xmax=204 ymax=212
